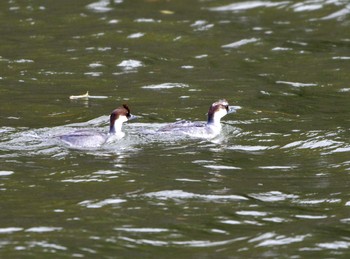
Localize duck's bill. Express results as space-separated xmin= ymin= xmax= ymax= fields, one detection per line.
xmin=128 ymin=114 xmax=138 ymax=120
xmin=228 ymin=106 xmax=241 ymax=114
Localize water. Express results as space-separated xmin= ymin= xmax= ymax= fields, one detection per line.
xmin=1 ymin=0 xmax=350 ymax=257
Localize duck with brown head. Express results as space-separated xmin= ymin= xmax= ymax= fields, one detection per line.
xmin=59 ymin=104 xmax=136 ymax=148
xmin=158 ymin=99 xmax=237 ymax=138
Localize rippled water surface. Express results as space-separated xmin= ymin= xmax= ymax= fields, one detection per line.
xmin=1 ymin=0 xmax=350 ymax=257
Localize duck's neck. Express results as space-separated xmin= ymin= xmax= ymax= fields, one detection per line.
xmin=207 ymin=115 xmax=221 ymax=128
xmin=109 ymin=120 xmax=123 ymax=135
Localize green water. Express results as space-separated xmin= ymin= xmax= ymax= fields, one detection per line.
xmin=1 ymin=0 xmax=350 ymax=257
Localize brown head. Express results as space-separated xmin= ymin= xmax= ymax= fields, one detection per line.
xmin=109 ymin=104 xmax=134 ymax=134
xmin=207 ymin=99 xmax=230 ymax=124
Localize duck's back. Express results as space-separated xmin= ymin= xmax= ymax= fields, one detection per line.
xmin=59 ymin=130 xmax=107 ymax=148
xmin=158 ymin=120 xmax=205 ymax=132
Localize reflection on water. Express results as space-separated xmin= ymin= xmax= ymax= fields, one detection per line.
xmin=1 ymin=0 xmax=350 ymax=257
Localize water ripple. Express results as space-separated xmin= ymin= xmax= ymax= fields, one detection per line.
xmin=249 ymin=191 xmax=299 ymax=202
xmin=141 ymin=83 xmax=189 ymax=89
xmin=317 ymin=241 xmax=350 ymax=249
xmin=222 ymin=38 xmax=260 ymax=48
xmin=253 ymin=233 xmax=310 ymax=247
xmin=117 ymin=59 xmax=143 ymax=70
xmin=25 ymin=227 xmax=62 ymax=233
xmin=79 ymin=198 xmax=126 ymax=208
xmin=0 ymin=227 xmax=23 ymax=234
xmin=204 ymin=165 xmax=241 ymax=170
xmin=127 ymin=32 xmax=145 ymax=39
xmin=209 ymin=1 xmax=289 ymax=11
xmin=0 ymin=171 xmax=14 ymax=176
xmin=228 ymin=145 xmax=278 ymax=152
xmin=86 ymin=0 xmax=123 ymax=12
xmin=283 ymin=137 xmax=342 ymax=150
xmin=141 ymin=190 xmax=248 ymax=201
xmin=26 ymin=241 xmax=67 ymax=251
xmin=294 ymin=215 xmax=328 ymax=219
xmin=115 ymin=227 xmax=169 ymax=233
xmin=292 ymin=2 xmax=322 ymax=12
xmin=119 ymin=236 xmax=247 ymax=247
xmin=320 ymin=4 xmax=350 ymax=20
xmin=190 ymin=20 xmax=214 ymax=31
xmin=276 ymin=80 xmax=317 ymax=87
xmin=209 ymin=0 xmax=350 ymax=21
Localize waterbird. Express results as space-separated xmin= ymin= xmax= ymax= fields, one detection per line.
xmin=59 ymin=104 xmax=136 ymax=148
xmin=158 ymin=99 xmax=237 ymax=138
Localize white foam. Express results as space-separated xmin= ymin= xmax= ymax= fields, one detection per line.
xmin=0 ymin=171 xmax=14 ymax=176
xmin=117 ymin=59 xmax=143 ymax=70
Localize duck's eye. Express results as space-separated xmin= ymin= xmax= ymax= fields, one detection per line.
xmin=224 ymin=105 xmax=229 ymax=111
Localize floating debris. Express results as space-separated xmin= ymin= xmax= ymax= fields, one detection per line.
xmin=69 ymin=91 xmax=108 ymax=100
xmin=160 ymin=10 xmax=174 ymax=15
xmin=69 ymin=91 xmax=90 ymax=100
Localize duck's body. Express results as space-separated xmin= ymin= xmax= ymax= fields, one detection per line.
xmin=59 ymin=130 xmax=108 ymax=147
xmin=158 ymin=120 xmax=219 ymax=137
xmin=158 ymin=99 xmax=236 ymax=138
xmin=59 ymin=104 xmax=135 ymax=148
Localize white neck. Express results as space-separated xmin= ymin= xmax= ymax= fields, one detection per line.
xmin=207 ymin=110 xmax=226 ymax=127
xmin=113 ymin=119 xmax=124 ymax=134
xmin=207 ymin=121 xmax=222 ymax=131
xmin=110 ymin=115 xmax=127 ymax=135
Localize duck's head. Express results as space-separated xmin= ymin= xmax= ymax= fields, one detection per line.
xmin=109 ymin=104 xmax=136 ymax=134
xmin=207 ymin=99 xmax=236 ymax=124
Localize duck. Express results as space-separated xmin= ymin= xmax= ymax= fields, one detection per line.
xmin=59 ymin=104 xmax=136 ymax=148
xmin=158 ymin=99 xmax=237 ymax=138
